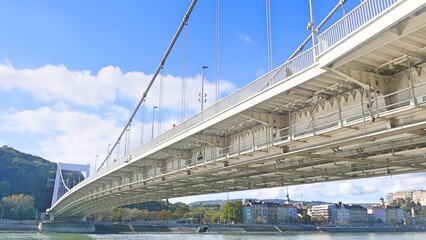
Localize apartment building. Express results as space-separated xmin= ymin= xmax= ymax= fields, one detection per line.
xmin=242 ymin=201 xmax=298 ymax=224
xmin=347 ymin=204 xmax=368 ymax=224
xmin=385 ymin=205 xmax=404 ymax=224
xmin=308 ymin=204 xmax=337 ymax=224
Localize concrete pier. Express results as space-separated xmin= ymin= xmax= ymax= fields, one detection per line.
xmin=38 ymin=221 xmax=95 ymax=233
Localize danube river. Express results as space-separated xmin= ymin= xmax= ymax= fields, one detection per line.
xmin=1 ymin=232 xmax=426 ymax=240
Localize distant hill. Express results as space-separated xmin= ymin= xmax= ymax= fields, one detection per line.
xmin=189 ymin=198 xmax=330 ymax=206
xmin=0 ymin=145 xmax=55 ymax=211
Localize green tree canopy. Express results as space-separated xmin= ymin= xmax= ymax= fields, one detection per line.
xmin=109 ymin=207 xmax=123 ymax=222
xmin=0 ymin=146 xmax=84 ymax=212
xmin=220 ymin=201 xmax=242 ymax=224
xmin=2 ymin=194 xmax=35 ymax=220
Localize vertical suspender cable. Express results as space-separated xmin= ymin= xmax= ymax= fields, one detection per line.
xmin=158 ymin=67 xmax=164 ymax=136
xmin=308 ymin=0 xmax=316 ymax=59
xmin=182 ymin=23 xmax=188 ymax=121
xmin=100 ymin=0 xmax=198 ymax=169
xmin=266 ymin=0 xmax=273 ymax=85
xmin=288 ymin=0 xmax=345 ymax=61
xmin=342 ymin=0 xmax=348 ymax=35
xmin=341 ymin=0 xmax=346 ymax=15
xmin=215 ymin=0 xmax=220 ymax=104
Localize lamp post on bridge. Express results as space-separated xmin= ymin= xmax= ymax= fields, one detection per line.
xmin=199 ymin=66 xmax=208 ymax=111
xmin=152 ymin=106 xmax=158 ymax=140
xmin=107 ymin=143 xmax=111 ymax=166
xmin=140 ymin=99 xmax=146 ymax=146
xmin=94 ymin=154 xmax=99 ymax=173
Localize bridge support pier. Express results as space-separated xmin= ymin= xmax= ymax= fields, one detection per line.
xmin=38 ymin=219 xmax=95 ymax=233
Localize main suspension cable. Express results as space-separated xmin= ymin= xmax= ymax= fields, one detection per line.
xmin=266 ymin=0 xmax=273 ymax=84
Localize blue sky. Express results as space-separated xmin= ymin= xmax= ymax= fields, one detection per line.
xmin=0 ymin=0 xmax=425 ymax=205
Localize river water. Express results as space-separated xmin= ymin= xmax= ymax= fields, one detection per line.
xmin=1 ymin=232 xmax=426 ymax=240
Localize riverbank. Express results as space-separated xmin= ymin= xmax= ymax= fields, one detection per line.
xmin=93 ymin=223 xmax=426 ymax=234
xmin=2 ymin=220 xmax=426 ymax=234
xmin=2 ymin=232 xmax=426 ymax=240
xmin=317 ymin=226 xmax=426 ymax=233
xmin=0 ymin=220 xmax=39 ymax=232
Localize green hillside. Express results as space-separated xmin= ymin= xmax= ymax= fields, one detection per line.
xmin=0 ymin=145 xmax=55 ymax=211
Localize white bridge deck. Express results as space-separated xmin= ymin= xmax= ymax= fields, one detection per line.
xmin=50 ymin=0 xmax=426 ymax=217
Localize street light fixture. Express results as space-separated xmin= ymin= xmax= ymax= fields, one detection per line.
xmin=199 ymin=66 xmax=208 ymax=111
xmin=140 ymin=99 xmax=146 ymax=146
xmin=94 ymin=154 xmax=99 ymax=173
xmin=152 ymin=106 xmax=158 ymax=140
xmin=107 ymin=144 xmax=111 ymax=165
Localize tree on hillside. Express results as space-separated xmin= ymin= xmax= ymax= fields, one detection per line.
xmin=0 ymin=146 xmax=85 ymax=212
xmin=0 ymin=146 xmax=55 ymax=211
xmin=169 ymin=202 xmax=190 ymax=217
xmin=1 ymin=194 xmax=35 ymax=220
xmin=0 ymin=181 xmax=11 ymax=199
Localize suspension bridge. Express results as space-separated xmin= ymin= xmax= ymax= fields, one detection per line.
xmin=47 ymin=0 xmax=426 ymax=220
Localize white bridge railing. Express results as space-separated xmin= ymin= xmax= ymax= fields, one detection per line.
xmin=318 ymin=0 xmax=400 ymax=53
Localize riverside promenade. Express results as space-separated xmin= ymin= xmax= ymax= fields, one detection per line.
xmin=93 ymin=223 xmax=426 ymax=234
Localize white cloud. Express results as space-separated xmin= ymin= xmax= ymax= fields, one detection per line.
xmin=238 ymin=34 xmax=255 ymax=44
xmin=384 ymin=174 xmax=426 ymax=194
xmin=0 ymin=62 xmax=236 ymax=112
xmin=170 ymin=173 xmax=426 ymax=204
xmin=0 ymin=104 xmax=176 ymax=169
xmin=246 ymin=187 xmax=284 ymax=199
xmin=0 ymin=62 xmax=237 ymax=171
xmin=0 ymin=63 xmax=116 ymax=107
xmin=0 ymin=107 xmax=122 ymax=166
xmin=339 ymin=182 xmax=364 ymax=196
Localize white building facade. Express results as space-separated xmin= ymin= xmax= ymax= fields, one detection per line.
xmin=412 ymin=190 xmax=426 ymax=206
xmin=309 ymin=204 xmax=337 ymax=224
